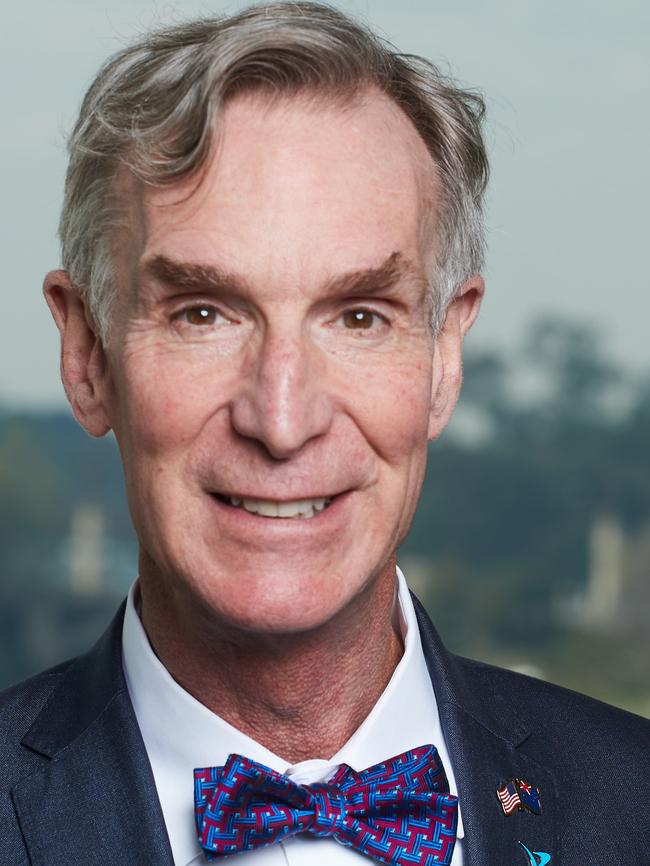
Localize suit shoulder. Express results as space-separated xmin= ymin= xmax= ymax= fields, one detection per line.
xmin=454 ymin=653 xmax=650 ymax=748
xmin=0 ymin=660 xmax=73 ymax=757
xmin=451 ymin=654 xmax=650 ymax=857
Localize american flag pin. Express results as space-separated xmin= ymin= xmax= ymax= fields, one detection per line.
xmin=496 ymin=778 xmax=542 ymax=815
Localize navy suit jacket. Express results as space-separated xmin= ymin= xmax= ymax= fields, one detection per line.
xmin=1 ymin=595 xmax=649 ymax=866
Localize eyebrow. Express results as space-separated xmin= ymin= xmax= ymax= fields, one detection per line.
xmin=324 ymin=251 xmax=426 ymax=298
xmin=142 ymin=255 xmax=249 ymax=295
xmin=141 ymin=251 xmax=426 ymax=300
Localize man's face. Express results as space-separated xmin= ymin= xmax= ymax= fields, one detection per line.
xmin=84 ymin=90 xmax=468 ymax=634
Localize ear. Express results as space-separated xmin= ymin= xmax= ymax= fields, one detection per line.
xmin=428 ymin=274 xmax=484 ymax=440
xmin=43 ymin=270 xmax=112 ymax=437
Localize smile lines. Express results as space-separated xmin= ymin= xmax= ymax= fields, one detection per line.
xmin=215 ymin=494 xmax=333 ymax=519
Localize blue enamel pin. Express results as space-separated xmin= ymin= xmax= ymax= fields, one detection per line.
xmin=518 ymin=840 xmax=551 ymax=865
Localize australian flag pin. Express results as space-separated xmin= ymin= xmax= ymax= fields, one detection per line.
xmin=496 ymin=778 xmax=542 ymax=815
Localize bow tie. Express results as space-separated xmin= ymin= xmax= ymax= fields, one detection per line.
xmin=194 ymin=744 xmax=458 ymax=865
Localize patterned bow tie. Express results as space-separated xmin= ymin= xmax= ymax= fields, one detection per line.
xmin=194 ymin=744 xmax=458 ymax=865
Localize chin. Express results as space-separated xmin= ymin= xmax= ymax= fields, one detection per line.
xmin=140 ymin=500 xmax=397 ymax=636
xmin=196 ymin=565 xmax=363 ymax=636
xmin=157 ymin=540 xmax=375 ymax=637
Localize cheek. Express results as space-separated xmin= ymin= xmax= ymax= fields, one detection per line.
xmin=110 ymin=350 xmax=237 ymax=456
xmin=352 ymin=360 xmax=433 ymax=462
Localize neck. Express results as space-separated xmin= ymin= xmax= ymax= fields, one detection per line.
xmin=138 ymin=562 xmax=403 ymax=764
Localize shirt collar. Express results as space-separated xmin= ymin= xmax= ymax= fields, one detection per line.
xmin=122 ymin=567 xmax=463 ymax=865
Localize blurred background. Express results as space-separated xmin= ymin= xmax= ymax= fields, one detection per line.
xmin=1 ymin=0 xmax=648 ymax=715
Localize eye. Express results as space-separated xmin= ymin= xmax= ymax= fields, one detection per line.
xmin=341 ymin=309 xmax=384 ymax=330
xmin=177 ymin=305 xmax=227 ymax=326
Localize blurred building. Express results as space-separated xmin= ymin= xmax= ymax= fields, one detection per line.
xmin=69 ymin=503 xmax=105 ymax=594
xmin=566 ymin=514 xmax=650 ymax=633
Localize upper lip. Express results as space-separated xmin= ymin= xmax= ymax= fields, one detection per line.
xmin=211 ymin=490 xmax=347 ymax=502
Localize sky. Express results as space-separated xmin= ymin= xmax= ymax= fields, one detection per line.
xmin=2 ymin=0 xmax=649 ymax=408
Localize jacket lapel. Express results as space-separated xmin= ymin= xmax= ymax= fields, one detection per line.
xmin=11 ymin=603 xmax=174 ymax=866
xmin=413 ymin=595 xmax=559 ymax=866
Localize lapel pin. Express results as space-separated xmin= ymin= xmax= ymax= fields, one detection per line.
xmin=518 ymin=840 xmax=551 ymax=865
xmin=496 ymin=778 xmax=542 ymax=815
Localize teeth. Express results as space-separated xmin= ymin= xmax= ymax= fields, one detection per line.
xmin=243 ymin=499 xmax=278 ymax=517
xmin=228 ymin=496 xmax=331 ymax=519
xmin=277 ymin=501 xmax=299 ymax=518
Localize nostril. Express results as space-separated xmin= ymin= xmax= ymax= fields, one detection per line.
xmin=228 ymin=364 xmax=335 ymax=460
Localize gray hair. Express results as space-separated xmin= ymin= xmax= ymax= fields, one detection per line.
xmin=60 ymin=1 xmax=488 ymax=340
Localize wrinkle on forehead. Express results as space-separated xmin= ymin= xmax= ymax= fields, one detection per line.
xmin=143 ymin=86 xmax=439 ymax=220
xmin=111 ymin=87 xmax=441 ymax=315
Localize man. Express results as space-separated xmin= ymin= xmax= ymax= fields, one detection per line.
xmin=1 ymin=3 xmax=648 ymax=865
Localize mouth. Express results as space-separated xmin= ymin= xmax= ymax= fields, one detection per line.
xmin=212 ymin=493 xmax=335 ymax=520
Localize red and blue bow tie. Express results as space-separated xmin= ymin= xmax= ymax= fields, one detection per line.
xmin=194 ymin=744 xmax=458 ymax=865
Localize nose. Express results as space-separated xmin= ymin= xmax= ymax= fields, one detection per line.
xmin=230 ymin=327 xmax=334 ymax=459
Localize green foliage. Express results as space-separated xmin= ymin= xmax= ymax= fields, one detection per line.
xmin=0 ymin=418 xmax=68 ymax=543
xmin=401 ymin=317 xmax=650 ymax=713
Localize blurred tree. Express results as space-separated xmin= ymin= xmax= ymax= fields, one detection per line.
xmin=0 ymin=417 xmax=68 ymax=546
xmin=523 ymin=316 xmax=622 ymax=431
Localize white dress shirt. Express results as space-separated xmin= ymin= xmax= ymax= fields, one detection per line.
xmin=122 ymin=567 xmax=465 ymax=865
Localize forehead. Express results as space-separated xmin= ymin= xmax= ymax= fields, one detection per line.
xmin=122 ymin=88 xmax=440 ymax=291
